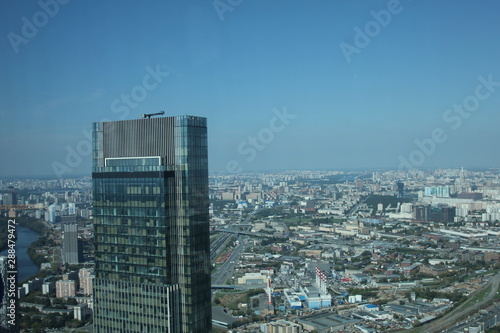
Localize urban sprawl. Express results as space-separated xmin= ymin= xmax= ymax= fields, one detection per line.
xmin=2 ymin=168 xmax=500 ymax=332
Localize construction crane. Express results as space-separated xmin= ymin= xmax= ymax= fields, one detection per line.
xmin=0 ymin=204 xmax=46 ymax=210
xmin=142 ymin=111 xmax=165 ymax=119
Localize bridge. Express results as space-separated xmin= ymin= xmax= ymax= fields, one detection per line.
xmin=211 ymin=285 xmax=243 ymax=290
xmin=213 ymin=228 xmax=287 ymax=238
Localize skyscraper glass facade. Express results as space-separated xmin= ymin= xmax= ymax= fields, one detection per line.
xmin=92 ymin=116 xmax=211 ymax=333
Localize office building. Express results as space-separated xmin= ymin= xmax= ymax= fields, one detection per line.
xmin=397 ymin=181 xmax=404 ymax=198
xmin=4 ymin=187 xmax=17 ymax=206
xmin=68 ymin=202 xmax=76 ymax=215
xmin=62 ymin=222 xmax=80 ymax=265
xmin=441 ymin=206 xmax=456 ymax=223
xmin=414 ymin=205 xmax=431 ymax=222
xmin=92 ymin=116 xmax=211 ymax=332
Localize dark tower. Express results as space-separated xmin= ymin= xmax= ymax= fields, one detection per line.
xmin=92 ymin=116 xmax=211 ymax=333
xmin=397 ymin=181 xmax=404 ymax=198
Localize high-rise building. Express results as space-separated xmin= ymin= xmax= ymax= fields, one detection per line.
xmin=5 ymin=187 xmax=17 ymax=206
xmin=68 ymin=203 xmax=76 ymax=215
xmin=424 ymin=186 xmax=451 ymax=198
xmin=441 ymin=206 xmax=456 ymax=223
xmin=413 ymin=205 xmax=431 ymax=222
xmin=48 ymin=204 xmax=57 ymax=223
xmin=56 ymin=280 xmax=76 ymax=298
xmin=92 ymin=116 xmax=211 ymax=333
xmin=78 ymin=268 xmax=94 ymax=296
xmin=62 ymin=222 xmax=80 ymax=265
xmin=396 ymin=181 xmax=404 ymax=198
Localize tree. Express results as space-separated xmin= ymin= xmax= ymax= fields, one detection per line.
xmin=67 ymin=297 xmax=78 ymax=305
xmin=66 ymin=319 xmax=85 ymax=328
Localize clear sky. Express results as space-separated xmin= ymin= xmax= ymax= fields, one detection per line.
xmin=1 ymin=0 xmax=500 ymax=177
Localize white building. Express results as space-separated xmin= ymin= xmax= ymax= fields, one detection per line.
xmin=74 ymin=303 xmax=92 ymax=321
xmin=56 ymin=280 xmax=76 ymax=298
xmin=48 ymin=204 xmax=57 ymax=223
xmin=42 ymin=282 xmax=54 ymax=295
xmin=68 ymin=203 xmax=76 ymax=215
xmin=79 ymin=268 xmax=94 ymax=296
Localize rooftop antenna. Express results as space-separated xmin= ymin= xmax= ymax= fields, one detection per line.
xmin=142 ymin=111 xmax=165 ymax=119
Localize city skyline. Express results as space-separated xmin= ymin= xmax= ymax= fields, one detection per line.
xmin=5 ymin=166 xmax=500 ymax=330
xmin=2 ymin=1 xmax=500 ymax=177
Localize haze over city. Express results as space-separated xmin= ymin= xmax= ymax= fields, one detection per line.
xmin=2 ymin=1 xmax=500 ymax=177
xmin=5 ymin=3 xmax=500 ymax=333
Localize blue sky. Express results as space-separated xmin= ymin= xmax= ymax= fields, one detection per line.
xmin=1 ymin=0 xmax=500 ymax=177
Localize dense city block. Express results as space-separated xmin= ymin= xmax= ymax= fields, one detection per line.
xmin=2 ymin=168 xmax=500 ymax=332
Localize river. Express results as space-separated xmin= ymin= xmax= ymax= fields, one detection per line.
xmin=1 ymin=225 xmax=41 ymax=282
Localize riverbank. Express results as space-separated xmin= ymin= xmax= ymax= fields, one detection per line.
xmin=18 ymin=217 xmax=53 ymax=267
xmin=15 ymin=217 xmax=48 ymax=236
xmin=0 ymin=225 xmax=41 ymax=282
xmin=0 ymin=217 xmax=53 ymax=282
xmin=0 ymin=217 xmax=48 ymax=250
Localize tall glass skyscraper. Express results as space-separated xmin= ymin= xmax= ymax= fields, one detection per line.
xmin=92 ymin=116 xmax=211 ymax=333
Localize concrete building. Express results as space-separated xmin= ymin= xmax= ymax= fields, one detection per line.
xmin=78 ymin=268 xmax=94 ymax=296
xmin=74 ymin=303 xmax=92 ymax=321
xmin=42 ymin=282 xmax=54 ymax=295
xmin=261 ymin=320 xmax=302 ymax=333
xmin=237 ymin=273 xmax=268 ymax=286
xmin=22 ymin=278 xmax=43 ymax=295
xmin=56 ymin=280 xmax=76 ymax=298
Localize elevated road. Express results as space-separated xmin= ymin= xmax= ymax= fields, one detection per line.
xmin=213 ymin=228 xmax=287 ymax=238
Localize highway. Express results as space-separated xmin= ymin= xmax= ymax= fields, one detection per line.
xmin=418 ymin=272 xmax=500 ymax=333
xmin=210 ymin=233 xmax=232 ymax=262
xmin=210 ymin=209 xmax=267 ymax=292
xmin=212 ymin=238 xmax=245 ymax=285
xmin=210 ymin=210 xmax=259 ymax=292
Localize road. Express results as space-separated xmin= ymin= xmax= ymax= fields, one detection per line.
xmin=419 ymin=272 xmax=500 ymax=333
xmin=210 ymin=233 xmax=231 ymax=261
xmin=347 ymin=196 xmax=368 ymax=216
xmin=212 ymin=238 xmax=245 ymax=285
